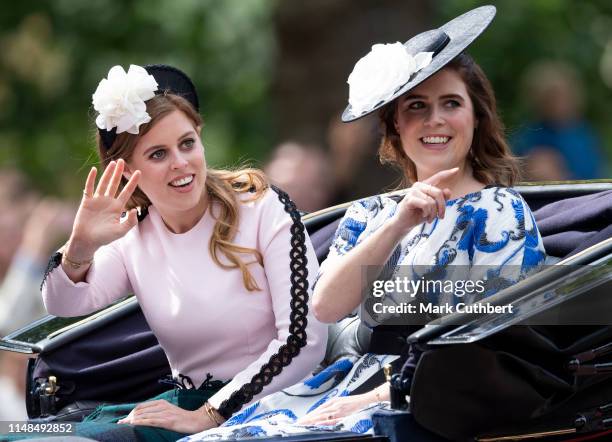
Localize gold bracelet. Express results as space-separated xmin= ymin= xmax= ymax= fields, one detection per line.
xmin=62 ymin=253 xmax=93 ymax=270
xmin=203 ymin=402 xmax=223 ymax=426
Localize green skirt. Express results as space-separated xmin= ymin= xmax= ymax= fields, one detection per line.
xmin=80 ymin=384 xmax=222 ymax=442
xmin=0 ymin=381 xmax=224 ymax=442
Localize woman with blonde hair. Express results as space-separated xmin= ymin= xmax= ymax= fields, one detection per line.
xmin=40 ymin=64 xmax=326 ymax=441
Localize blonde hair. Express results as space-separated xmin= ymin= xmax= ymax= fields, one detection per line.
xmin=96 ymin=93 xmax=268 ymax=291
xmin=378 ymin=53 xmax=520 ymax=187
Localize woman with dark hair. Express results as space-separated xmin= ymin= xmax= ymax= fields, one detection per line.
xmin=304 ymin=5 xmax=546 ymax=426
xmin=38 ymin=64 xmax=327 ymax=441
xmin=378 ymin=53 xmax=519 ymax=188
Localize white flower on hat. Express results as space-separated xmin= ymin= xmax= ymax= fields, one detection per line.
xmin=347 ymin=42 xmax=433 ymax=116
xmin=92 ymin=65 xmax=159 ymax=134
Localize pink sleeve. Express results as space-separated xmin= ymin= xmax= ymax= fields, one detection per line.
xmin=208 ymin=189 xmax=328 ymax=413
xmin=41 ymin=241 xmax=132 ymax=317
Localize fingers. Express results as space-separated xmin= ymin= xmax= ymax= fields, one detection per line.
xmin=133 ymin=399 xmax=166 ymax=411
xmin=130 ymin=418 xmax=165 ymax=428
xmin=86 ymin=160 xmax=138 ymax=203
xmin=297 ymin=399 xmax=345 ymax=426
xmin=408 ymin=192 xmax=436 ymax=223
xmin=119 ymin=415 xmax=166 ymax=427
xmin=314 ymin=417 xmax=342 ymax=427
xmin=298 ymin=411 xmax=341 ymax=426
xmin=94 ymin=161 xmax=116 ymax=197
xmin=117 ymin=170 xmax=141 ymax=206
xmin=117 ymin=400 xmax=182 ymax=430
xmin=83 ymin=167 xmax=97 ymax=199
xmin=297 ymin=413 xmax=324 ymax=425
xmin=414 ymin=183 xmax=447 ymax=220
xmin=117 ymin=400 xmax=167 ymax=424
xmin=422 ymin=167 xmax=459 ymax=186
xmin=105 ymin=159 xmax=125 ymax=197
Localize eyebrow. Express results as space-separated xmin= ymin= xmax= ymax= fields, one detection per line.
xmin=142 ymin=130 xmax=195 ymax=156
xmin=403 ymin=93 xmax=465 ymax=101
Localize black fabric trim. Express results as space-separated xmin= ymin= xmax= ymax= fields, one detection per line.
xmin=40 ymin=251 xmax=63 ymax=291
xmin=217 ymin=185 xmax=310 ymax=419
xmin=137 ymin=205 xmax=149 ymax=222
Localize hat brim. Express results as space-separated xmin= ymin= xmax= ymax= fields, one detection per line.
xmin=342 ymin=5 xmax=496 ymax=122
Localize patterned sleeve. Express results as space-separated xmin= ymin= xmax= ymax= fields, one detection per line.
xmin=470 ymin=188 xmax=546 ymax=296
xmin=318 ymin=196 xmax=394 ymax=276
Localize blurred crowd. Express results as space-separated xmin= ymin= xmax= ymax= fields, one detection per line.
xmin=513 ymin=60 xmax=606 ymax=181
xmin=0 ymin=169 xmax=74 ymax=420
xmin=265 ymin=111 xmax=403 ymax=213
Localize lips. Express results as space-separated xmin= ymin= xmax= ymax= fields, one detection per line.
xmin=422 ymin=136 xmax=450 ymax=144
xmin=169 ymin=174 xmax=194 ymax=187
xmin=420 ymin=135 xmax=452 ymax=150
xmin=168 ymin=174 xmax=197 ymax=194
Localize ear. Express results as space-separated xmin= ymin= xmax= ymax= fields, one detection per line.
xmin=196 ymin=125 xmax=202 ymax=135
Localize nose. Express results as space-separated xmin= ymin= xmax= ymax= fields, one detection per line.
xmin=170 ymin=149 xmax=189 ymax=170
xmin=424 ymin=105 xmax=445 ymax=127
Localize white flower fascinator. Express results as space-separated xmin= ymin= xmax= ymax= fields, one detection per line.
xmin=342 ymin=5 xmax=497 ymax=122
xmin=92 ymin=64 xmax=159 ymax=135
xmin=348 ymin=43 xmax=432 ymax=116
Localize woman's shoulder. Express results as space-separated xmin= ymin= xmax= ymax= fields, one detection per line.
xmin=237 ymin=186 xmax=286 ymax=210
xmin=343 ymin=194 xmax=398 ymax=223
xmin=235 ymin=186 xmax=299 ymax=229
xmin=450 ymin=185 xmax=529 ymax=214
xmin=444 ymin=186 xmax=541 ymax=242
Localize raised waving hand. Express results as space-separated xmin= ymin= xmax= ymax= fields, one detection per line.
xmin=63 ymin=159 xmax=140 ymax=275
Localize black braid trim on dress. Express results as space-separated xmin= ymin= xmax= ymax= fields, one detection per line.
xmin=41 ymin=252 xmax=63 ymax=291
xmin=217 ymin=185 xmax=310 ymax=419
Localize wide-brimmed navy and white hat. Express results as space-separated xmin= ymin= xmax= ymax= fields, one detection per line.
xmin=93 ymin=64 xmax=199 ymax=149
xmin=342 ymin=5 xmax=496 ymax=122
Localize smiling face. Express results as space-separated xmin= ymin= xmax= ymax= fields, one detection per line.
xmin=394 ymin=68 xmax=477 ymax=180
xmin=125 ymin=109 xmax=207 ymax=231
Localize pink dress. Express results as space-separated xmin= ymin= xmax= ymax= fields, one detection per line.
xmin=42 ymin=188 xmax=327 ymax=413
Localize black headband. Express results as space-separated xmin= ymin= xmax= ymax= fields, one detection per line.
xmin=97 ymin=64 xmax=199 ymax=150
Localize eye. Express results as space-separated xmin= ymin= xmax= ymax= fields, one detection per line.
xmin=407 ymin=101 xmax=425 ymax=110
xmin=445 ymin=99 xmax=461 ymax=108
xmin=149 ymin=149 xmax=165 ymax=160
xmin=182 ymin=138 xmax=195 ymax=149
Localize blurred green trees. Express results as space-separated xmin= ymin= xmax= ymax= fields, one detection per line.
xmin=1 ymin=0 xmax=611 ymax=199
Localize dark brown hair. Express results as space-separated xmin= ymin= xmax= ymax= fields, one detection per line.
xmin=96 ymin=93 xmax=267 ymax=291
xmin=378 ymin=53 xmax=520 ymax=186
